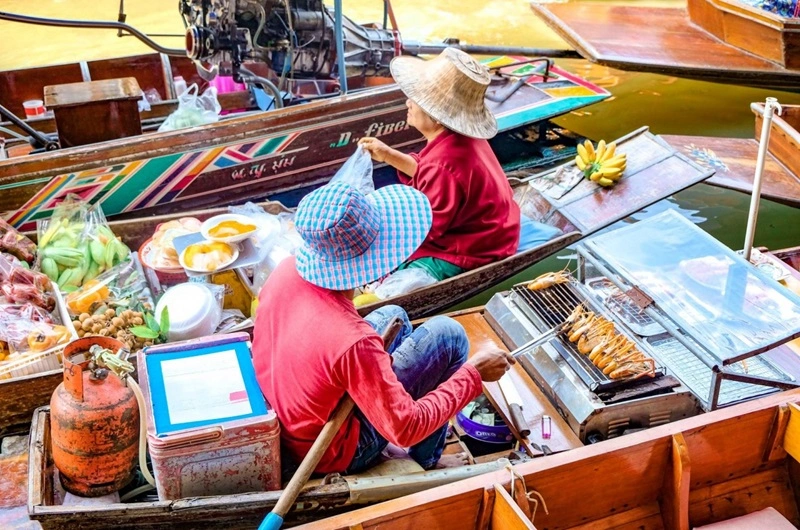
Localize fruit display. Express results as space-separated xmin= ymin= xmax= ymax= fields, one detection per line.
xmin=575 ymin=139 xmax=628 ymax=187
xmin=0 ymin=218 xmax=37 ymax=264
xmin=146 ymin=217 xmax=202 ymax=269
xmin=71 ymin=309 xmax=155 ymax=352
xmin=39 ymin=221 xmax=130 ymax=289
xmin=208 ymin=219 xmax=257 ymax=239
xmin=181 ymin=241 xmax=236 ymax=272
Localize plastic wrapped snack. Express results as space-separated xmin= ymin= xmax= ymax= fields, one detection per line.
xmin=0 ymin=219 xmax=37 ymax=264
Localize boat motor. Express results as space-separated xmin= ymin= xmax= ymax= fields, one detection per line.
xmin=180 ymin=0 xmax=399 ymax=83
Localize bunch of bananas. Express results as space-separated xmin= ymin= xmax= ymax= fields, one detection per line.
xmin=575 ymin=139 xmax=627 ymax=187
xmin=38 ymin=220 xmax=130 ymax=290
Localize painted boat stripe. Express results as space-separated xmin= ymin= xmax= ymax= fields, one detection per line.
xmin=101 ymin=154 xmax=183 ymax=215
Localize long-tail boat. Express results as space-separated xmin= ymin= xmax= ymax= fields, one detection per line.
xmin=663 ymin=102 xmax=800 ymax=208
xmin=0 ymin=44 xmax=607 ymax=231
xmin=12 ymin=232 xmax=800 ymax=529
xmin=0 ymin=125 xmax=711 ymax=440
xmin=530 ymin=0 xmax=800 ymax=88
xmin=298 ymin=388 xmax=800 ymax=529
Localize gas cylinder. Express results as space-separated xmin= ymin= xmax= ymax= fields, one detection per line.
xmin=50 ymin=336 xmax=139 ymax=497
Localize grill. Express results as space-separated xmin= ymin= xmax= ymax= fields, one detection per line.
xmin=511 ymin=283 xmax=666 ymax=393
xmin=647 ymin=336 xmax=792 ymax=407
xmin=585 ymin=278 xmax=663 ymax=336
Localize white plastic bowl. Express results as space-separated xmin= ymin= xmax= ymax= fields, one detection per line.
xmin=201 ymin=214 xmax=262 ymax=244
xmin=178 ymin=240 xmax=238 ymax=274
xmin=155 ymin=283 xmax=222 ymax=342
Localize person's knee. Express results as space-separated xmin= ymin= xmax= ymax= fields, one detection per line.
xmin=424 ymin=316 xmax=469 ymax=363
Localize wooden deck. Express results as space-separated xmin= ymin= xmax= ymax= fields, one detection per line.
xmin=529 ymin=1 xmax=800 ymax=88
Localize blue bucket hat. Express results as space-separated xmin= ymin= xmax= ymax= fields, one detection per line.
xmin=294 ymin=182 xmax=432 ymax=290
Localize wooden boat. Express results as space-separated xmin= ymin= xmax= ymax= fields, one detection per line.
xmin=530 ymin=0 xmax=800 ymax=88
xmin=8 ymin=234 xmax=800 ymax=529
xmin=297 ymin=387 xmax=800 ymax=530
xmin=0 ymin=125 xmax=711 ymax=440
xmin=663 ymin=102 xmax=800 ymax=208
xmin=0 ymin=53 xmax=610 ymax=231
xmin=14 ymin=241 xmax=800 ymax=529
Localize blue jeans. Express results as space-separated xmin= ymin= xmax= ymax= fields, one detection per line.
xmin=346 ymin=305 xmax=470 ymax=473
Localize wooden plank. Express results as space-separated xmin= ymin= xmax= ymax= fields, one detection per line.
xmin=491 ymin=483 xmax=536 ymax=530
xmin=45 ymin=78 xmax=143 ymax=108
xmin=453 ymin=312 xmax=583 ymax=454
xmin=784 ymin=402 xmax=800 ymax=463
xmin=764 ymin=404 xmax=791 ymax=463
xmin=688 ymin=466 xmax=800 ymax=527
xmin=529 ymin=2 xmax=800 ymax=88
xmin=662 ymin=134 xmax=800 ymax=208
xmin=659 ymin=433 xmax=690 ymax=530
xmin=477 ymin=488 xmax=495 ymax=530
xmin=566 ymin=502 xmax=664 ymax=530
xmin=0 ymin=370 xmax=62 ymax=437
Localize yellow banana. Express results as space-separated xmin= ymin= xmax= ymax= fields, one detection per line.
xmin=583 ymin=140 xmax=596 ymax=162
xmin=575 ymin=156 xmax=587 ymax=171
xmin=589 ymin=171 xmax=602 ymax=182
xmin=595 ymin=140 xmax=607 ymax=162
xmin=577 ymin=143 xmax=590 ymax=164
xmin=603 ymin=154 xmax=627 ymax=169
xmin=597 ymin=177 xmax=615 ymax=187
xmin=597 ymin=166 xmax=623 ymax=178
xmin=600 ymin=142 xmax=617 ymax=162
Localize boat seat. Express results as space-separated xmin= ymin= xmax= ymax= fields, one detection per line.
xmin=693 ymin=507 xmax=796 ymax=529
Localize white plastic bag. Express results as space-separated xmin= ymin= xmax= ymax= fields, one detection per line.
xmin=331 ymin=146 xmax=375 ymax=195
xmin=158 ymin=84 xmax=221 ymax=132
xmin=375 ymin=268 xmax=437 ymax=299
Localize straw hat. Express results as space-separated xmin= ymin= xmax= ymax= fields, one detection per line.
xmin=295 ymin=182 xmax=432 ymax=290
xmin=390 ymin=48 xmax=497 ymax=140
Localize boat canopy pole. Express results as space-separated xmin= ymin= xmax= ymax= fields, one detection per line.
xmin=742 ymin=97 xmax=783 ymax=261
xmin=0 ymin=11 xmax=186 ymax=56
xmin=334 ymin=0 xmax=348 ymax=94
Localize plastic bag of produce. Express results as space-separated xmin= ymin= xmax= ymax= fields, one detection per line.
xmin=0 ymin=303 xmax=54 ymax=325
xmin=330 ymin=145 xmax=375 ymax=196
xmin=64 ymin=257 xmax=154 ymax=318
xmin=36 ymin=195 xmax=130 ymax=290
xmin=0 ymin=218 xmax=37 ymax=264
xmin=0 ymin=258 xmax=55 ymax=312
xmin=374 ymin=268 xmax=437 ymax=299
xmin=158 ymin=84 xmax=221 ymax=133
xmin=1 ymin=319 xmax=71 ymax=356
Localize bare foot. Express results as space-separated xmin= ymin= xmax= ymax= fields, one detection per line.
xmin=435 ymin=452 xmax=470 ymax=469
xmin=382 ymin=444 xmax=409 ymax=459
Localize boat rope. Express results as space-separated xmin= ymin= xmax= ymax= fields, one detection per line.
xmin=506 ymin=463 xmax=549 ymax=524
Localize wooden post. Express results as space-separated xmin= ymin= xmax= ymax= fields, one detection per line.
xmin=659 ymin=433 xmax=691 ymax=530
xmin=490 ymin=483 xmax=537 ymax=530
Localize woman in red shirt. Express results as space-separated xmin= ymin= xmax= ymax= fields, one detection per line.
xmin=359 ymin=48 xmax=521 ymax=281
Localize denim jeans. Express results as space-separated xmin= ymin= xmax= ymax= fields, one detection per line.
xmin=346 ymin=305 xmax=470 ymax=473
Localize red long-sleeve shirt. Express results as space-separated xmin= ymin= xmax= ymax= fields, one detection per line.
xmin=252 ymin=258 xmax=482 ymax=473
xmin=399 ymin=130 xmax=521 ymax=270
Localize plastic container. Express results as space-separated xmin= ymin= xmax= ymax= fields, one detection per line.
xmin=174 ymin=76 xmax=188 ymax=98
xmin=138 ymin=238 xmax=189 ymax=289
xmin=23 ymin=100 xmax=46 ymax=119
xmin=154 ymin=283 xmax=222 ymax=341
xmin=0 ymin=285 xmax=79 ymax=381
xmin=456 ymin=406 xmax=513 ymax=444
xmin=137 ymin=334 xmax=281 ymax=501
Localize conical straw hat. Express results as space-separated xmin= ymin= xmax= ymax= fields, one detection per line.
xmin=390 ymin=48 xmax=498 ymax=140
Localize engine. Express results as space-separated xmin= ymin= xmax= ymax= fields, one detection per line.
xmin=180 ymin=0 xmax=400 ymax=83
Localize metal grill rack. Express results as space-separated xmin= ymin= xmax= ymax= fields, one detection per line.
xmin=512 ymin=283 xmax=665 ymax=392
xmin=647 ymin=336 xmax=792 ymax=407
xmin=585 ymin=278 xmax=664 ymax=336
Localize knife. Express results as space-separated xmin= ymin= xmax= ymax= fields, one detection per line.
xmin=497 ymin=374 xmax=531 ymax=438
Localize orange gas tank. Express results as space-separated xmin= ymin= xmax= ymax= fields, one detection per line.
xmin=50 ymin=337 xmax=139 ymax=497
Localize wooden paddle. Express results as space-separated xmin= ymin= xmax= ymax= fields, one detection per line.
xmin=259 ymin=316 xmax=404 ymax=530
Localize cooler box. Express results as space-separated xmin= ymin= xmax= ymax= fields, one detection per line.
xmin=137 ymin=332 xmax=280 ymax=501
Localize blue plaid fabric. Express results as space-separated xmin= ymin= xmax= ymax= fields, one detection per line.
xmin=295 ymin=182 xmax=432 ymax=290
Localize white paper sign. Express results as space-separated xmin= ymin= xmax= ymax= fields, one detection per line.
xmin=161 ymin=349 xmax=253 ymax=425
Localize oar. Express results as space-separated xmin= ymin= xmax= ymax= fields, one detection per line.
xmin=259 ymin=316 xmax=404 ymax=530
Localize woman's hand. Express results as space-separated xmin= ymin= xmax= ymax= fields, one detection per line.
xmin=358 ymin=137 xmax=393 ymax=163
